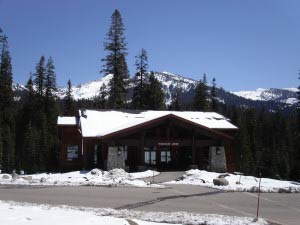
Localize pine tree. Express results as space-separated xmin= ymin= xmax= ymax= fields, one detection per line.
xmin=239 ymin=127 xmax=254 ymax=175
xmin=38 ymin=114 xmax=48 ymax=171
xmin=0 ymin=28 xmax=3 ymax=168
xmin=96 ymin=84 xmax=107 ymax=109
xmin=293 ymin=70 xmax=300 ymax=179
xmin=64 ymin=79 xmax=75 ymax=116
xmin=20 ymin=76 xmax=37 ymax=171
xmin=0 ymin=125 xmax=3 ymax=170
xmin=193 ymin=73 xmax=209 ymax=111
xmin=211 ymin=78 xmax=218 ymax=111
xmin=44 ymin=57 xmax=58 ymax=171
xmin=102 ymin=9 xmax=129 ymax=109
xmin=22 ymin=76 xmax=36 ymax=126
xmin=45 ymin=57 xmax=58 ymax=124
xmin=34 ymin=56 xmax=46 ymax=98
xmin=22 ymin=121 xmax=38 ymax=173
xmin=235 ymin=111 xmax=255 ymax=175
xmin=145 ymin=72 xmax=165 ymax=110
xmin=132 ymin=48 xmax=148 ymax=109
xmin=0 ymin=34 xmax=15 ymax=172
xmin=169 ymin=87 xmax=184 ymax=111
xmin=45 ymin=57 xmax=56 ymax=99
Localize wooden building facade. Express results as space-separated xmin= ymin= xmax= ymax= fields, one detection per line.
xmin=57 ymin=110 xmax=238 ymax=172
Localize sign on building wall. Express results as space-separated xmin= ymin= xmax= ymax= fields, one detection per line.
xmin=158 ymin=143 xmax=179 ymax=146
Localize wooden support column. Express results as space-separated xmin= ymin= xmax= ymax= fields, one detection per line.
xmin=82 ymin=138 xmax=87 ymax=170
xmin=191 ymin=129 xmax=196 ymax=164
xmin=60 ymin=127 xmax=64 ymax=169
xmin=139 ymin=131 xmax=145 ymax=165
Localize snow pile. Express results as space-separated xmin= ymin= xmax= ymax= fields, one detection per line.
xmin=166 ymin=169 xmax=300 ymax=193
xmin=0 ymin=201 xmax=268 ymax=225
xmin=0 ymin=169 xmax=161 ymax=188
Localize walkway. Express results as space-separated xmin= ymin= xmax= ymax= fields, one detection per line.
xmin=143 ymin=171 xmax=185 ymax=183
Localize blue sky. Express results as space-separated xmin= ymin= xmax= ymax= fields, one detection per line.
xmin=0 ymin=0 xmax=299 ymax=91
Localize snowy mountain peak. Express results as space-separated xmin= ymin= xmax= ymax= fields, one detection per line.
xmin=57 ymin=74 xmax=113 ymax=100
xmin=12 ymin=72 xmax=298 ymax=110
xmin=232 ymin=88 xmax=298 ymax=105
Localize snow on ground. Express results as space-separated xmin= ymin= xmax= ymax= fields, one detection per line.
xmin=166 ymin=170 xmax=300 ymax=193
xmin=0 ymin=201 xmax=268 ymax=225
xmin=0 ymin=169 xmax=161 ymax=188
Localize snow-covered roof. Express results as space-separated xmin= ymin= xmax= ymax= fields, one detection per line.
xmin=77 ymin=110 xmax=237 ymax=138
xmin=57 ymin=116 xmax=77 ymax=126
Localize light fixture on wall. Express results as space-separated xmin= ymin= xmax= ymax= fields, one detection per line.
xmin=216 ymin=147 xmax=221 ymax=155
xmin=118 ymin=148 xmax=122 ymax=156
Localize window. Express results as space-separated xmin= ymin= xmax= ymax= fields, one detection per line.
xmin=144 ymin=146 xmax=156 ymax=165
xmin=160 ymin=147 xmax=171 ymax=163
xmin=67 ymin=145 xmax=78 ymax=161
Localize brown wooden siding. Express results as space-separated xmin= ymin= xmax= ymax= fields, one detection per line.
xmin=58 ymin=125 xmax=83 ymax=170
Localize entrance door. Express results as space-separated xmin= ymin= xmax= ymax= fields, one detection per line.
xmin=178 ymin=146 xmax=192 ymax=170
xmin=157 ymin=143 xmax=179 ymax=170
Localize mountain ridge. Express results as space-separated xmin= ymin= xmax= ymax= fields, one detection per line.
xmin=13 ymin=71 xmax=298 ymax=113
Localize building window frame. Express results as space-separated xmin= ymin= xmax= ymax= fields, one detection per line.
xmin=144 ymin=146 xmax=156 ymax=165
xmin=66 ymin=145 xmax=79 ymax=161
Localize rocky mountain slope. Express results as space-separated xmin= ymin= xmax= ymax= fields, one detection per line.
xmin=13 ymin=71 xmax=298 ymax=113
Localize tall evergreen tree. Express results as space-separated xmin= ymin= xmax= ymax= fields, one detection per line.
xmin=19 ymin=76 xmax=38 ymax=171
xmin=44 ymin=57 xmax=58 ymax=171
xmin=34 ymin=56 xmax=46 ymax=98
xmin=0 ymin=35 xmax=15 ymax=171
xmin=293 ymin=70 xmax=300 ymax=179
xmin=64 ymin=79 xmax=75 ymax=116
xmin=132 ymin=48 xmax=148 ymax=109
xmin=23 ymin=76 xmax=36 ymax=124
xmin=0 ymin=28 xmax=3 ymax=170
xmin=102 ymin=9 xmax=129 ymax=109
xmin=22 ymin=121 xmax=38 ymax=173
xmin=239 ymin=126 xmax=254 ymax=175
xmin=297 ymin=70 xmax=300 ymax=132
xmin=211 ymin=78 xmax=218 ymax=111
xmin=96 ymin=84 xmax=107 ymax=109
xmin=0 ymin=125 xmax=2 ymax=171
xmin=45 ymin=57 xmax=58 ymax=124
xmin=38 ymin=114 xmax=48 ymax=171
xmin=45 ymin=57 xmax=57 ymax=99
xmin=193 ymin=73 xmax=209 ymax=111
xmin=145 ymin=72 xmax=165 ymax=110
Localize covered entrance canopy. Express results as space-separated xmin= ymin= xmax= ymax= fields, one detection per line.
xmin=57 ymin=110 xmax=238 ymax=172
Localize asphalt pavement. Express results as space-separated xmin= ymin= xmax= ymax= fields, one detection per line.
xmin=0 ymin=184 xmax=299 ymax=225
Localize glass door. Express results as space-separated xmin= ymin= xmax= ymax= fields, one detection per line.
xmin=158 ymin=144 xmax=180 ymax=170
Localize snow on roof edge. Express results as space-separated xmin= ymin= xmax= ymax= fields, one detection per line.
xmin=57 ymin=116 xmax=77 ymax=126
xmin=77 ymin=109 xmax=238 ymax=138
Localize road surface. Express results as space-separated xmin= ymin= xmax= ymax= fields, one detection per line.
xmin=0 ymin=184 xmax=299 ymax=225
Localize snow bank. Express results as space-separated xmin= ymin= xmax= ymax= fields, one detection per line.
xmin=0 ymin=201 xmax=268 ymax=225
xmin=166 ymin=170 xmax=300 ymax=193
xmin=0 ymin=169 xmax=161 ymax=188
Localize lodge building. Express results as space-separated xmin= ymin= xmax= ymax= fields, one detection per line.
xmin=57 ymin=110 xmax=238 ymax=172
